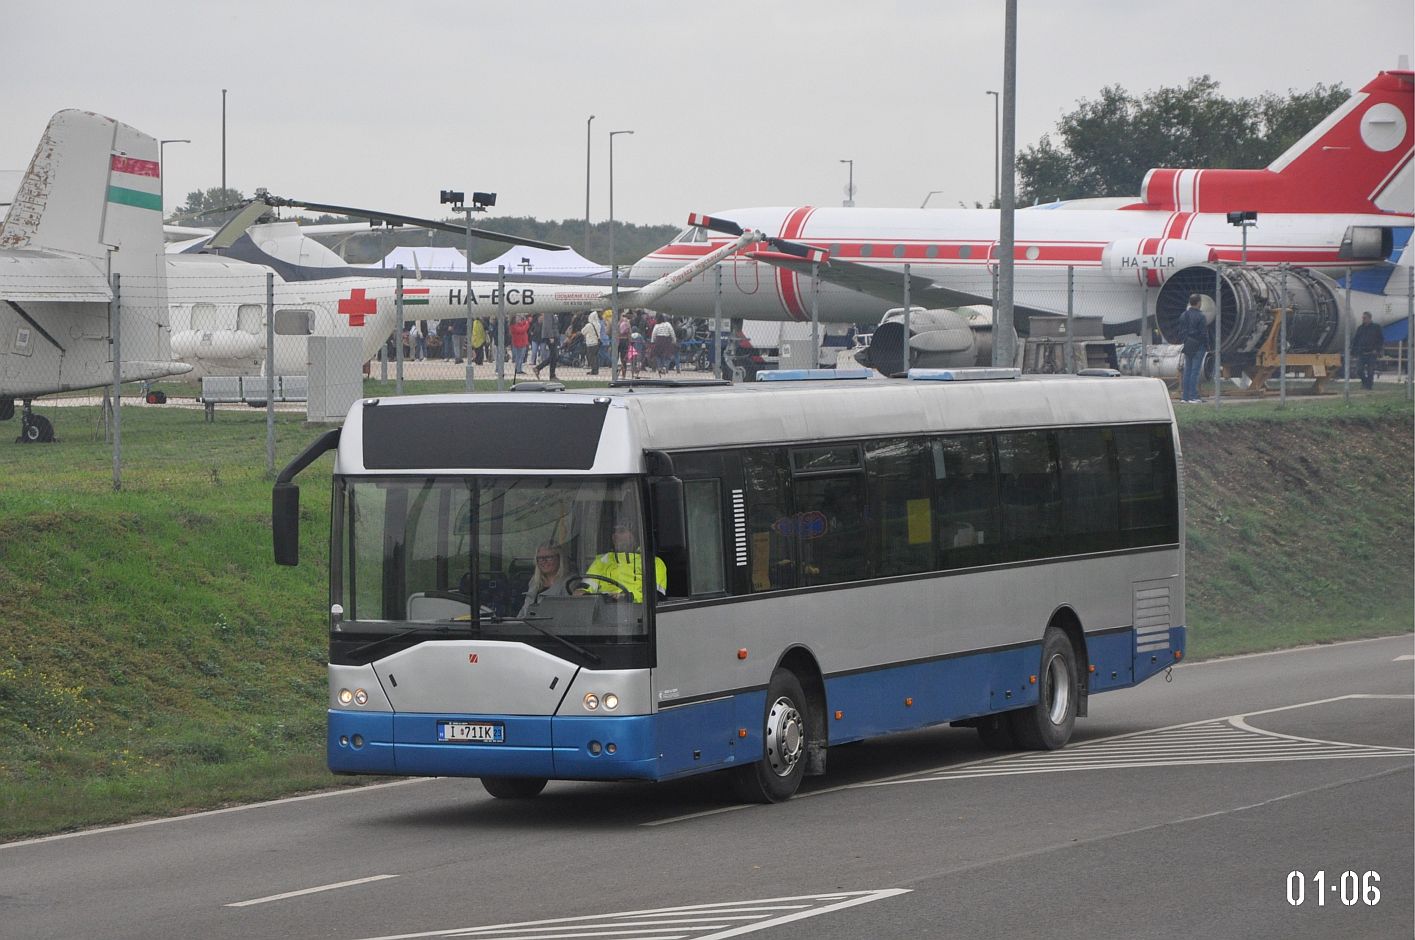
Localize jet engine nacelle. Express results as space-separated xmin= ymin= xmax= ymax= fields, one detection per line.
xmin=1102 ymin=239 xmax=1217 ymax=286
xmin=856 ymin=307 xmax=990 ymax=375
xmin=1155 ymin=263 xmax=1343 ymax=357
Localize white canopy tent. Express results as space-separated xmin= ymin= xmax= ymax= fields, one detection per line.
xmin=365 ymin=246 xmax=469 ymax=272
xmin=471 ymin=244 xmax=608 ymax=277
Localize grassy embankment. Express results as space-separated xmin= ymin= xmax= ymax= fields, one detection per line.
xmin=0 ymin=386 xmax=1410 ymax=840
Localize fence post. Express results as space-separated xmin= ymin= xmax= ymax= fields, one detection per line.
xmin=265 ymin=272 xmax=276 ymax=476
xmin=1344 ymin=268 xmax=1352 ymax=403
xmin=1213 ymin=267 xmax=1223 ymax=408
xmin=1065 ymin=265 xmax=1075 ymax=373
xmin=111 ymin=272 xmax=122 ymax=491
xmin=713 ymin=264 xmax=724 ymax=381
xmin=900 ymin=263 xmax=910 ymax=375
xmin=497 ymin=265 xmax=507 ymax=391
xmin=395 ymin=265 xmax=405 ymax=396
xmin=1278 ymin=265 xmax=1288 ymax=407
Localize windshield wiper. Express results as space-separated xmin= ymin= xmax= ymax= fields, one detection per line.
xmin=344 ymin=625 xmax=464 ymax=660
xmin=516 ymin=616 xmax=602 ymax=665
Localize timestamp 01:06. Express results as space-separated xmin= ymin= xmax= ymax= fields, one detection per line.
xmin=1286 ymin=870 xmax=1380 ymax=907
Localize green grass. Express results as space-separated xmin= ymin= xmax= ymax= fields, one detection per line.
xmin=0 ymin=382 xmax=1410 ymax=839
xmin=1174 ymin=387 xmax=1413 ymax=658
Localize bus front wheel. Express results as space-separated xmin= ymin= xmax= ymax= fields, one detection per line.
xmin=1009 ymin=627 xmax=1078 ymax=750
xmin=731 ymin=668 xmax=808 ymax=803
xmin=480 ymin=776 xmax=548 ymax=799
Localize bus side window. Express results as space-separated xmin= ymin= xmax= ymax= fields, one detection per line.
xmin=1115 ymin=425 xmax=1179 ymax=547
xmin=865 ymin=438 xmax=936 ymax=576
xmin=791 ymin=472 xmax=865 ymax=587
xmin=933 ymin=434 xmax=999 ymax=570
xmin=1057 ymin=427 xmax=1121 ymax=554
xmin=742 ymin=449 xmax=796 ymax=591
xmin=683 ymin=479 xmax=726 ymax=596
xmin=996 ymin=430 xmax=1063 ymax=562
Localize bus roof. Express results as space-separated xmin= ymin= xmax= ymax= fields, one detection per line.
xmin=335 ymin=375 xmax=1176 ymax=476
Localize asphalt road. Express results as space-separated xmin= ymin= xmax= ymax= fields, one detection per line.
xmin=4 ymin=634 xmax=1411 ymax=940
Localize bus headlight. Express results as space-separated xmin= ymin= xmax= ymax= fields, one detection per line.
xmin=353 ymin=688 xmax=369 ymax=706
xmin=583 ymin=693 xmax=600 ymax=711
xmin=603 ymin=693 xmax=620 ymax=711
xmin=338 ymin=688 xmax=354 ymax=705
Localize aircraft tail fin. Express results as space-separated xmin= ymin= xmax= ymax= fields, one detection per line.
xmin=1138 ymin=70 xmax=1414 ymax=214
xmin=2 ymin=110 xmax=173 ymax=364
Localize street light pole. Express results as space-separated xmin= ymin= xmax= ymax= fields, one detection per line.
xmin=221 ymin=89 xmax=227 ymax=193
xmin=158 ymin=138 xmax=190 ymax=218
xmin=584 ymin=115 xmax=595 ymax=255
xmin=609 ymin=129 xmax=634 ymax=377
xmin=986 ymin=90 xmax=1000 ymax=207
xmin=920 ymin=190 xmax=943 ymax=209
xmin=840 ymin=159 xmax=854 ymax=207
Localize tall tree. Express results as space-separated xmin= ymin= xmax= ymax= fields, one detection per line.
xmin=1016 ymin=78 xmax=1350 ymax=204
xmin=168 ymin=186 xmax=250 ymax=225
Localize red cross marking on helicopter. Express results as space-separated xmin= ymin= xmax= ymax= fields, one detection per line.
xmin=337 ymin=288 xmax=377 ymax=327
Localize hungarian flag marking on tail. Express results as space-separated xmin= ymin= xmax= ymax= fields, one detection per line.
xmin=107 ymin=154 xmax=162 ymax=212
xmin=401 ymin=287 xmax=431 ymax=306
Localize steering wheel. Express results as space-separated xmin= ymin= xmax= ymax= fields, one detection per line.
xmin=568 ymin=574 xmax=635 ymax=599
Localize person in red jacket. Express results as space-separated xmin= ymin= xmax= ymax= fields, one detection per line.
xmin=509 ymin=314 xmax=531 ymax=375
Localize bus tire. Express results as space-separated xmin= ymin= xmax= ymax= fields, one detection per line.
xmin=480 ymin=776 xmax=548 ymax=799
xmin=731 ymin=668 xmax=808 ymax=803
xmin=1009 ymin=627 xmax=1078 ymax=750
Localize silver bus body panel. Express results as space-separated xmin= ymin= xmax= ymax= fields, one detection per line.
xmin=654 ymin=554 xmax=1181 ymax=707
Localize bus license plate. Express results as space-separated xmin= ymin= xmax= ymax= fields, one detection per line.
xmin=437 ymin=721 xmax=505 ymax=744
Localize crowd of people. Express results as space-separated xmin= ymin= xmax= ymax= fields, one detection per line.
xmin=391 ymin=309 xmax=705 ymax=379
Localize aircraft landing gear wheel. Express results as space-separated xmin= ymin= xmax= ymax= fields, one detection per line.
xmin=19 ymin=414 xmax=54 ymax=444
xmin=1008 ymin=626 xmax=1078 ymax=750
xmin=0 ymin=397 xmax=14 ymax=421
xmin=480 ymin=776 xmax=547 ymax=799
xmin=731 ymin=668 xmax=808 ymax=803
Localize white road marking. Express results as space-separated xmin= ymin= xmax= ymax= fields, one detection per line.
xmin=645 ymin=694 xmax=1415 ymax=823
xmin=1395 ymin=654 xmax=1414 ymax=661
xmin=349 ymin=890 xmax=911 ymax=940
xmin=860 ymin=694 xmax=1414 ymax=787
xmin=2 ymin=777 xmax=434 ymax=850
xmin=227 ymin=873 xmax=400 ymax=907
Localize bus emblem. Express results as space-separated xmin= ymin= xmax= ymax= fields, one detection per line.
xmin=468 ymin=653 xmax=479 ymax=664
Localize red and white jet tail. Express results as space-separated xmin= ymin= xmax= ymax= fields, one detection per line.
xmin=1136 ymin=70 xmax=1414 ymax=214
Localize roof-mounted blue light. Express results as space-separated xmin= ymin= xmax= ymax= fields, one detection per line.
xmin=756 ymin=368 xmax=873 ymax=382
xmin=907 ymin=367 xmax=1021 ymax=382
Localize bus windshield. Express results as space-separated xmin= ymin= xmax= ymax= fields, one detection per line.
xmin=334 ymin=475 xmax=651 ymax=656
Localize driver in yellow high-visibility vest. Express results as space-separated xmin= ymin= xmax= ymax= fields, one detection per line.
xmin=582 ymin=519 xmax=666 ymax=603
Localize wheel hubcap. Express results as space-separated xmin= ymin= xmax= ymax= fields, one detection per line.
xmin=1045 ymin=653 xmax=1071 ymax=725
xmin=765 ymin=695 xmax=804 ymax=777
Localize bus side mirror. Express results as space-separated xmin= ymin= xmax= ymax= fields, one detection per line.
xmin=650 ymin=477 xmax=686 ymax=554
xmin=273 ymin=483 xmax=300 ymax=566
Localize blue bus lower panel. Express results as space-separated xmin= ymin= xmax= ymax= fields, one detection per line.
xmin=328 ymin=710 xmax=661 ymax=780
xmin=327 ymin=625 xmax=1187 ymax=781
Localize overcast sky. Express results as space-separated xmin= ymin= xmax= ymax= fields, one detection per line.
xmin=4 ymin=1 xmax=1411 ymax=228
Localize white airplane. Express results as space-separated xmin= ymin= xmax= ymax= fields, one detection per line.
xmin=0 ymin=109 xmax=190 ymax=441
xmin=162 ymin=195 xmax=752 ymax=378
xmin=631 ymin=70 xmax=1414 ymax=372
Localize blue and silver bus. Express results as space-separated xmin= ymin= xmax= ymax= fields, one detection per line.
xmin=273 ymin=370 xmax=1185 ymax=802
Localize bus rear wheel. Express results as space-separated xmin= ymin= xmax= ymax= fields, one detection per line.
xmin=480 ymin=776 xmax=548 ymax=799
xmin=731 ymin=668 xmax=808 ymax=803
xmin=1009 ymin=627 xmax=1078 ymax=750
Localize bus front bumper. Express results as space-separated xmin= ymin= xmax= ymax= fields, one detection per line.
xmin=328 ymin=711 xmax=661 ymax=780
